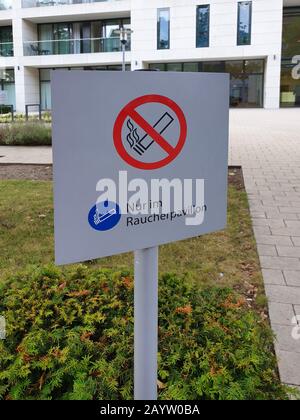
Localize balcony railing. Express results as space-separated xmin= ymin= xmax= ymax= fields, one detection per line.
xmin=23 ymin=37 xmax=130 ymax=56
xmin=0 ymin=42 xmax=13 ymax=57
xmin=0 ymin=0 xmax=12 ymax=10
xmin=22 ymin=0 xmax=119 ymax=7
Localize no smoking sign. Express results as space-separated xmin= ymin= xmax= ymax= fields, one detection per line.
xmin=52 ymin=71 xmax=229 ymax=264
xmin=113 ymin=94 xmax=187 ymax=170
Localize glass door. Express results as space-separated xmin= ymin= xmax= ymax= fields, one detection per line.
xmin=0 ymin=26 xmax=13 ymax=57
xmin=53 ymin=23 xmax=73 ymax=55
xmin=38 ymin=24 xmax=53 ymax=55
xmin=102 ymin=20 xmax=120 ymax=52
xmin=80 ymin=22 xmax=91 ymax=53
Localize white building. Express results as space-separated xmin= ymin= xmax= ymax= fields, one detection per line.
xmin=0 ymin=0 xmax=299 ymax=112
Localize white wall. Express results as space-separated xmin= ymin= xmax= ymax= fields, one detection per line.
xmin=8 ymin=0 xmax=132 ymax=111
xmin=130 ymin=0 xmax=284 ymax=108
xmin=0 ymin=0 xmax=287 ymax=111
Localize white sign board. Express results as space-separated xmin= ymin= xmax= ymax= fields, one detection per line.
xmin=52 ymin=71 xmax=229 ymax=265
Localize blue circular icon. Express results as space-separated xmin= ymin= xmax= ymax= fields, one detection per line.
xmin=88 ymin=200 xmax=121 ymax=231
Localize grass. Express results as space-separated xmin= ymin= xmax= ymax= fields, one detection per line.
xmin=0 ymin=177 xmax=264 ymax=305
xmin=0 ymin=175 xmax=293 ymax=400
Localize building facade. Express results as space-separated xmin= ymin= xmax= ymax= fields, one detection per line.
xmin=0 ymin=0 xmax=299 ymax=112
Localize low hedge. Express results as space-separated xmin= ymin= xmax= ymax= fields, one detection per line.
xmin=0 ymin=123 xmax=51 ymax=146
xmin=0 ymin=112 xmax=52 ymax=124
xmin=0 ymin=265 xmax=288 ymax=400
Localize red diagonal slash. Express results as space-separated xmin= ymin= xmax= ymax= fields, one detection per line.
xmin=113 ymin=94 xmax=187 ymax=170
xmin=128 ymin=109 xmax=175 ymax=156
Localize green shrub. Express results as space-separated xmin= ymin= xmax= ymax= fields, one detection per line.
xmin=0 ymin=123 xmax=51 ymax=146
xmin=0 ymin=265 xmax=288 ymax=400
xmin=0 ymin=112 xmax=52 ymax=124
xmin=0 ymin=106 xmax=13 ymax=115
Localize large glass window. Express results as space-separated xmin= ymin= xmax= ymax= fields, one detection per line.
xmin=36 ymin=18 xmax=130 ymax=55
xmin=149 ymin=59 xmax=264 ymax=108
xmin=0 ymin=69 xmax=15 ymax=110
xmin=40 ymin=68 xmax=52 ymax=110
xmin=0 ymin=26 xmax=13 ymax=57
xmin=281 ymin=8 xmax=300 ymax=107
xmin=237 ymin=2 xmax=252 ymax=45
xmin=157 ymin=8 xmax=170 ymax=50
xmin=38 ymin=23 xmax=73 ymax=55
xmin=102 ymin=18 xmax=130 ymax=53
xmin=0 ymin=1 xmax=11 ymax=10
xmin=196 ymin=5 xmax=210 ymax=48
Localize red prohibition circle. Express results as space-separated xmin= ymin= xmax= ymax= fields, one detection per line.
xmin=113 ymin=94 xmax=187 ymax=170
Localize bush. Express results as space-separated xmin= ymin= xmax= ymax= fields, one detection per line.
xmin=0 ymin=112 xmax=52 ymax=124
xmin=0 ymin=123 xmax=51 ymax=146
xmin=0 ymin=265 xmax=288 ymax=400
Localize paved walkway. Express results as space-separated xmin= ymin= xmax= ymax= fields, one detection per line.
xmin=229 ymin=109 xmax=300 ymax=389
xmin=1 ymin=109 xmax=300 ymax=389
xmin=0 ymin=145 xmax=52 ymax=164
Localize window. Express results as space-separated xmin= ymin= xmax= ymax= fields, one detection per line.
xmin=237 ymin=2 xmax=252 ymax=45
xmin=0 ymin=26 xmax=13 ymax=57
xmin=196 ymin=5 xmax=210 ymax=48
xmin=149 ymin=60 xmax=264 ymax=108
xmin=281 ymin=8 xmax=300 ymax=107
xmin=183 ymin=62 xmax=199 ymax=72
xmin=157 ymin=8 xmax=170 ymax=49
xmin=166 ymin=63 xmax=182 ymax=72
xmin=0 ymin=1 xmax=12 ymax=10
xmin=0 ymin=68 xmax=15 ymax=110
xmin=37 ymin=19 xmax=130 ymax=55
xmin=38 ymin=23 xmax=73 ymax=55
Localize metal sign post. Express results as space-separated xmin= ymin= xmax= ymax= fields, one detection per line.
xmin=134 ymin=246 xmax=158 ymax=400
xmin=116 ymin=27 xmax=133 ymax=72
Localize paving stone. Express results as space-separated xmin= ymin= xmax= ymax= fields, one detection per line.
xmin=260 ymin=256 xmax=300 ymax=270
xmin=253 ymin=218 xmax=285 ymax=228
xmin=253 ymin=226 xmax=271 ymax=236
xmin=262 ymin=269 xmax=285 ymax=285
xmin=277 ymin=246 xmax=300 ymax=258
xmin=292 ymin=237 xmax=300 ymax=246
xmin=294 ymin=305 xmax=300 ymax=317
xmin=268 ymin=302 xmax=295 ymax=325
xmin=251 ymin=211 xmax=266 ymax=219
xmin=265 ymin=285 xmax=300 ymax=305
xmin=273 ymin=193 xmax=289 ymax=199
xmin=255 ymin=235 xmax=293 ymax=246
xmin=280 ymin=214 xmax=300 ymax=221
xmin=257 ymin=244 xmax=277 ymax=256
xmin=271 ymin=227 xmax=300 ymax=237
xmin=273 ymin=325 xmax=300 ymax=353
xmin=262 ymin=199 xmax=289 ymax=206
xmin=279 ymin=206 xmax=300 ymax=214
xmin=285 ymin=221 xmax=300 ymax=229
xmin=283 ymin=271 xmax=300 ymax=287
xmin=276 ymin=350 xmax=300 ymax=385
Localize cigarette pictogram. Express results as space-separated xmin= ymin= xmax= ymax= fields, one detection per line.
xmin=127 ymin=112 xmax=174 ymax=156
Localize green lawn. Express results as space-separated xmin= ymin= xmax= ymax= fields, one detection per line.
xmin=0 ymin=177 xmax=292 ymax=400
xmin=0 ymin=178 xmax=264 ymax=304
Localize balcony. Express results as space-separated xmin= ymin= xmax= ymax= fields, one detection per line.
xmin=0 ymin=0 xmax=11 ymax=10
xmin=22 ymin=0 xmax=120 ymax=7
xmin=23 ymin=37 xmax=130 ymax=55
xmin=0 ymin=42 xmax=13 ymax=56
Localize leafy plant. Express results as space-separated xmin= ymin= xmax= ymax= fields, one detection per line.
xmin=0 ymin=123 xmax=51 ymax=146
xmin=0 ymin=265 xmax=288 ymax=400
xmin=0 ymin=112 xmax=51 ymax=124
